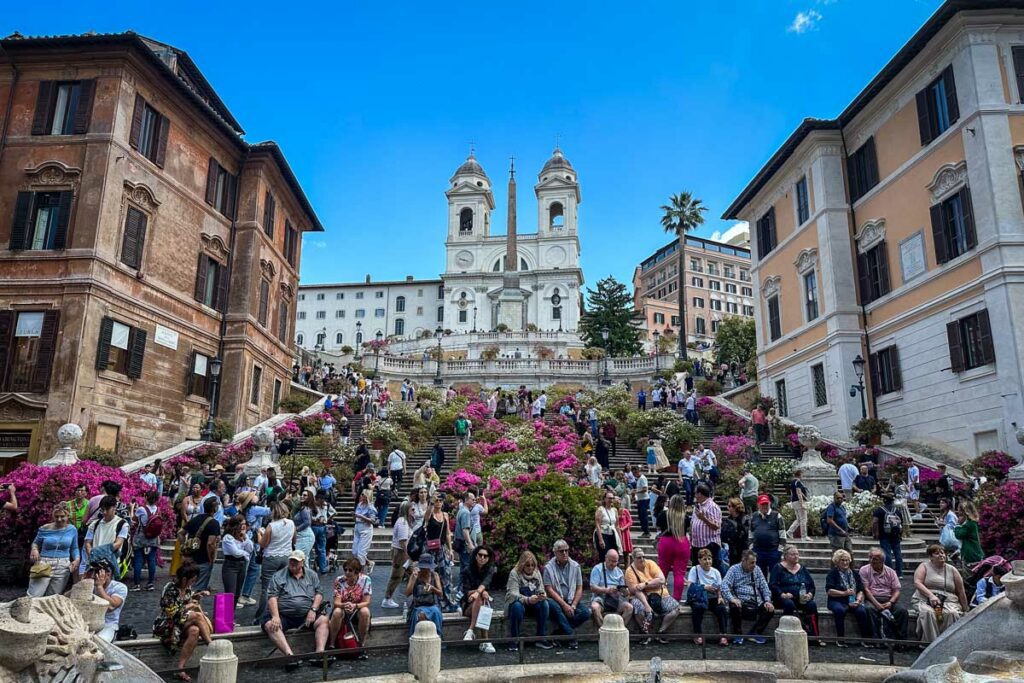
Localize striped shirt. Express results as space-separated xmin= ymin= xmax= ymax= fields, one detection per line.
xmin=689 ymin=498 xmax=721 ymax=548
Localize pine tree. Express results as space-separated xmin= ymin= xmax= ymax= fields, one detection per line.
xmin=580 ymin=276 xmax=644 ymax=357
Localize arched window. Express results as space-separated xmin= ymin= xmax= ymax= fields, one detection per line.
xmin=551 ymin=288 xmax=562 ymax=321
xmin=355 ymin=331 xmax=363 ymax=345
xmin=549 ymin=202 xmax=565 ymax=228
xmin=316 ymin=332 xmax=326 ymax=347
xmin=492 ymin=256 xmax=530 ymax=271
xmin=335 ymin=332 xmax=343 ymax=345
xmin=296 ymin=333 xmax=304 ymax=345
xmin=394 ymin=318 xmax=405 ymax=336
xmin=395 ymin=296 xmax=406 ymax=312
xmin=459 ymin=207 xmax=473 ymax=233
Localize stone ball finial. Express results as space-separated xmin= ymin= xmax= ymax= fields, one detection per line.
xmin=56 ymin=423 xmax=83 ymax=448
xmin=797 ymin=424 xmax=822 ymax=450
xmin=252 ymin=426 xmax=274 ymax=450
xmin=9 ymin=597 xmax=32 ymax=623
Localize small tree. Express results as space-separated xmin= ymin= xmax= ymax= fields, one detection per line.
xmin=714 ymin=316 xmax=757 ymax=367
xmin=579 ymin=276 xmax=644 ymax=357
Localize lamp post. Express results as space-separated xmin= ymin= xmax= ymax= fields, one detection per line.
xmin=552 ymin=291 xmax=562 ymax=333
xmin=850 ymin=354 xmax=867 ymax=419
xmin=200 ymin=356 xmax=223 ymax=441
xmin=374 ymin=330 xmax=383 ymax=375
xmin=434 ymin=325 xmax=444 ymax=386
xmin=601 ymin=326 xmax=611 ymax=386
xmin=472 ymin=306 xmax=477 ymax=333
xmin=355 ymin=321 xmax=362 ymax=360
xmin=652 ymin=329 xmax=661 ymax=372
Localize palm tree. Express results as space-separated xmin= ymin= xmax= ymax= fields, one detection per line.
xmin=660 ymin=192 xmax=707 ymax=360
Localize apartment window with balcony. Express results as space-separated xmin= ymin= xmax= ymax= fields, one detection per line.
xmin=725 ymin=283 xmax=737 ymax=294
xmin=335 ymin=310 xmax=345 ymax=318
xmin=803 ymin=270 xmax=819 ymax=321
xmin=767 ymin=295 xmax=781 ymax=341
xmin=692 ymin=297 xmax=705 ymax=309
xmin=32 ymin=80 xmax=95 ymax=135
xmin=128 ymin=95 xmax=170 ymax=167
xmin=0 ymin=310 xmax=60 ymax=392
xmin=796 ymin=176 xmax=810 ymax=225
xmin=775 ymin=379 xmax=788 ymax=417
xmin=710 ymin=299 xmax=722 ymax=311
xmin=947 ymin=309 xmax=995 ymax=372
xmin=930 ymin=187 xmax=976 ymax=264
xmin=709 ymin=280 xmax=721 ymax=291
xmin=742 ymin=305 xmax=754 ymax=316
xmin=691 ymin=277 xmax=704 ymax=288
xmin=811 ymin=363 xmax=828 ymax=408
xmin=858 ymin=242 xmax=891 ymax=304
xmin=756 ymin=208 xmax=777 ymax=259
xmin=869 ymin=346 xmax=903 ymax=396
xmin=726 ymin=302 xmax=738 ymax=314
xmin=707 ymin=263 xmax=720 ymax=276
xmin=723 ymin=265 xmax=734 ymax=279
xmin=742 ymin=287 xmax=753 ymax=297
xmin=695 ymin=317 xmax=706 ymax=335
xmin=653 ymin=313 xmax=665 ymax=324
xmin=847 ymin=137 xmax=879 ymax=203
xmin=9 ymin=191 xmax=72 ymax=251
xmin=690 ymin=259 xmax=702 ymax=272
xmin=917 ymin=65 xmax=959 ymax=146
xmin=315 ymin=310 xmax=326 ymax=320
xmin=740 ymin=269 xmax=751 ymax=282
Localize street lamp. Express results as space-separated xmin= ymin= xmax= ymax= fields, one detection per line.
xmin=850 ymin=354 xmax=868 ymax=419
xmin=434 ymin=325 xmax=444 ymax=386
xmin=472 ymin=306 xmax=477 ymax=333
xmin=652 ymin=329 xmax=661 ymax=372
xmin=200 ymin=357 xmax=223 ymax=441
xmin=355 ymin=321 xmax=362 ymax=360
xmin=374 ymin=330 xmax=383 ymax=375
xmin=552 ymin=290 xmax=562 ymax=333
xmin=601 ymin=326 xmax=611 ymax=386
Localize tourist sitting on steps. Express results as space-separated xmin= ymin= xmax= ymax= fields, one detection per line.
xmin=543 ymin=539 xmax=590 ymax=649
xmin=329 ymin=558 xmax=371 ymax=659
xmin=722 ymin=549 xmax=774 ymax=645
xmin=460 ymin=543 xmax=497 ymax=653
xmin=769 ymin=545 xmax=823 ymax=647
xmin=859 ymin=548 xmax=909 ymax=641
xmin=912 ymin=544 xmax=969 ymax=643
xmin=686 ymin=548 xmax=729 ymax=647
xmin=261 ymin=549 xmax=330 ymax=672
xmin=589 ymin=549 xmax=635 ymax=629
xmin=824 ymin=549 xmax=873 ymax=647
xmin=406 ymin=555 xmax=443 ymax=637
xmin=505 ymin=551 xmax=554 ymax=650
xmin=625 ymin=548 xmax=682 ymax=644
xmin=153 ymin=560 xmax=212 ymax=683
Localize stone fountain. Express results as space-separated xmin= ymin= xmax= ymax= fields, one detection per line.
xmin=792 ymin=425 xmax=838 ymax=498
xmin=39 ymin=423 xmax=83 ymax=468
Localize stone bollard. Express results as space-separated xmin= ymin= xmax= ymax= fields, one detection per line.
xmin=598 ymin=613 xmax=630 ymax=673
xmin=409 ymin=618 xmax=441 ymax=683
xmin=198 ymin=639 xmax=238 ymax=683
xmin=775 ymin=614 xmax=808 ymax=678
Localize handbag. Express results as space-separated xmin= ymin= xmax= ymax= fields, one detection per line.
xmin=213 ymin=593 xmax=234 ymax=634
xmin=29 ymin=561 xmax=53 ymax=579
xmin=475 ymin=601 xmax=494 ymax=630
xmin=939 ymin=525 xmax=960 ymax=551
xmin=426 ymin=538 xmax=442 ymax=551
xmin=686 ymin=582 xmax=708 ymax=609
xmin=601 ymin=565 xmax=622 ymax=613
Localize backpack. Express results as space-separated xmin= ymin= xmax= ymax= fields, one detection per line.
xmin=820 ymin=505 xmax=831 ymax=536
xmin=881 ymin=506 xmax=902 ymax=537
xmin=183 ymin=516 xmax=215 ymax=555
xmin=406 ymin=524 xmax=427 ymax=562
xmin=142 ymin=508 xmax=164 ymax=540
xmin=455 ymin=418 xmax=468 ymax=436
xmin=89 ymin=517 xmax=132 ymax=580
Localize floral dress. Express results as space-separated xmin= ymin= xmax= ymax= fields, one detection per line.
xmin=153 ymin=581 xmax=193 ymax=650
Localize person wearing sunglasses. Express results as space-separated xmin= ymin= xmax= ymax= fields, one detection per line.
xmin=460 ymin=544 xmax=497 ymax=653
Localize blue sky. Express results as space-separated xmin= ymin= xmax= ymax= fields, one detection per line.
xmin=5 ymin=0 xmax=940 ymax=289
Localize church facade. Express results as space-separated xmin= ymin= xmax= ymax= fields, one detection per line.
xmin=295 ymin=149 xmax=585 ymax=352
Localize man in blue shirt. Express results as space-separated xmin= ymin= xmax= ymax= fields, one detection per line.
xmin=637 ymin=389 xmax=646 ymax=411
xmin=589 ymin=549 xmax=633 ymax=628
xmin=826 ymin=491 xmax=853 ymax=557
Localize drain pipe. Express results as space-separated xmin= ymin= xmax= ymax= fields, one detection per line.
xmin=839 ymin=127 xmax=877 ymax=419
xmin=0 ymin=44 xmax=20 ymax=170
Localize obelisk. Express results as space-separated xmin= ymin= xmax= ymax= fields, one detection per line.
xmin=497 ymin=157 xmax=525 ymax=330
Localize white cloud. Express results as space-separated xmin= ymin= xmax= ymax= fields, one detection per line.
xmin=788 ymin=9 xmax=822 ymax=34
xmin=303 ymin=239 xmax=328 ymax=250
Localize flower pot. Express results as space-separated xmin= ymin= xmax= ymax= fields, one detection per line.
xmin=868 ymin=435 xmax=882 ymax=446
xmin=371 ymin=439 xmax=384 ymax=450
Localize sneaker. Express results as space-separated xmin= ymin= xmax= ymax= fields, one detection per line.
xmin=718 ymin=637 xmax=729 ymax=647
xmin=639 ymin=637 xmax=652 ymax=646
xmin=836 ymin=641 xmax=848 ymax=648
xmin=535 ymin=641 xmax=554 ymax=650
xmin=480 ymin=642 xmax=495 ymax=654
xmin=507 ymin=643 xmax=519 ymax=652
xmin=130 ymin=585 xmax=142 ymax=592
xmin=463 ymin=629 xmax=475 ymax=641
xmin=732 ymin=637 xmax=745 ymax=645
xmin=567 ymin=640 xmax=579 ymax=650
xmin=146 ymin=584 xmax=155 ymax=591
xmin=751 ymin=636 xmax=767 ymax=645
xmin=381 ymin=598 xmax=400 ymax=609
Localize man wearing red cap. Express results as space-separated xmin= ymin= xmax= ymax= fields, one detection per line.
xmin=748 ymin=494 xmax=786 ymax=579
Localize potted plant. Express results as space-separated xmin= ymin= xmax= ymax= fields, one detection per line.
xmin=850 ymin=417 xmax=893 ymax=446
xmin=480 ymin=346 xmax=499 ymax=360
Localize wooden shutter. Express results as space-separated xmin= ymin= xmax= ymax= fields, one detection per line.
xmin=9 ymin=192 xmax=32 ymax=251
xmin=916 ymin=89 xmax=933 ymax=146
xmin=186 ymin=350 xmax=197 ymax=395
xmin=52 ymin=191 xmax=73 ymax=249
xmin=264 ymin=192 xmax=275 ymax=236
xmin=857 ymin=252 xmax=871 ymax=304
xmin=278 ymin=301 xmax=288 ymax=340
xmin=977 ymin=309 xmax=995 ymax=365
xmin=224 ymin=172 xmax=237 ymax=219
xmin=943 ymin=66 xmax=960 ymax=123
xmin=205 ymin=158 xmax=218 ymax=205
xmin=216 ymin=262 xmax=230 ymax=313
xmin=876 ymin=243 xmax=891 ymax=297
xmin=258 ymin=279 xmax=269 ymax=326
xmin=30 ymin=310 xmax=60 ymax=393
xmin=72 ymin=80 xmax=95 ymax=134
xmin=121 ymin=207 xmax=147 ymax=269
xmin=127 ymin=326 xmax=147 ymax=379
xmin=864 ymin=138 xmax=879 ymax=189
xmin=0 ymin=311 xmax=14 ymax=390
xmin=767 ymin=207 xmax=776 ymax=251
xmin=846 ymin=154 xmax=861 ymax=203
xmin=947 ymin=320 xmax=965 ymax=373
xmin=194 ymin=254 xmax=209 ymax=303
xmin=95 ymin=316 xmax=114 ymax=371
xmin=154 ymin=114 xmax=170 ymax=168
xmin=959 ymin=186 xmax=977 ymax=250
xmin=889 ymin=347 xmax=903 ymax=392
xmin=1014 ymin=47 xmax=1024 ymax=103
xmin=930 ymin=203 xmax=948 ymax=265
xmin=31 ymin=81 xmax=55 ymax=135
xmin=129 ymin=94 xmax=145 ymax=149
xmin=868 ymin=352 xmax=881 ymax=398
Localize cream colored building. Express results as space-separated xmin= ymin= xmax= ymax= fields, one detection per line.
xmin=725 ymin=0 xmax=1024 ymax=459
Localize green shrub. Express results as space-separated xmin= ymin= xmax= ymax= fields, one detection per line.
xmin=696 ymin=378 xmax=721 ymax=396
xmin=673 ymin=359 xmax=694 ymax=374
xmin=80 ymin=445 xmax=122 ymax=468
xmin=850 ymin=418 xmax=893 ymax=443
xmin=662 ymin=421 xmax=704 ymax=456
xmin=749 ymin=458 xmax=794 ymax=491
xmin=277 ymin=393 xmax=313 ymax=413
xmin=211 ymin=418 xmax=235 ymax=443
xmin=278 ymin=454 xmax=326 ymax=480
xmin=622 ymin=408 xmax=684 ymax=449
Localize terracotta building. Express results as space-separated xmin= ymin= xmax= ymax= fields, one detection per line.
xmin=633 ymin=231 xmax=755 ymax=348
xmin=724 ymin=0 xmax=1024 ymax=459
xmin=0 ymin=32 xmax=322 ymax=469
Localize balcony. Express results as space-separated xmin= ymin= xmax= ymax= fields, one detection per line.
xmin=690 ymin=265 xmax=704 ymax=273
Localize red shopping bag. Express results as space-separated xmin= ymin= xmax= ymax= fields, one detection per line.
xmin=213 ymin=593 xmax=235 ymax=634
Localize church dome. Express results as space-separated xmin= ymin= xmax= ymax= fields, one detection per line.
xmin=541 ymin=147 xmax=574 ymax=175
xmin=454 ymin=152 xmax=488 ymax=179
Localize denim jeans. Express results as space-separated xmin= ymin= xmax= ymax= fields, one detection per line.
xmin=507 ymin=599 xmax=549 ymax=639
xmin=241 ymin=554 xmax=261 ymax=598
xmin=755 ymin=549 xmax=781 ymax=580
xmin=312 ymin=525 xmax=328 ymax=573
xmin=132 ymin=545 xmax=157 ymax=586
xmin=548 ymin=600 xmax=591 ymax=636
xmin=376 ymin=497 xmax=391 ymax=529
xmin=254 ymin=555 xmax=289 ymax=624
xmin=194 ymin=560 xmax=214 ymax=592
xmin=410 ymin=605 xmax=443 ymax=636
xmin=827 ymin=598 xmax=872 ymax=639
xmin=880 ymin=537 xmax=903 ymax=576
xmin=637 ymin=498 xmax=651 ymax=535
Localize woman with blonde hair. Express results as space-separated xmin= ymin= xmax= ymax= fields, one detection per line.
xmin=28 ymin=503 xmax=79 ymax=597
xmin=505 ymin=550 xmax=553 ymax=650
xmin=585 ymin=456 xmax=603 ymax=487
xmin=954 ymin=502 xmax=983 ymax=565
xmin=656 ymin=494 xmax=690 ymax=601
xmin=594 ymin=490 xmax=621 ymax=561
xmin=825 ymin=548 xmax=872 ymax=646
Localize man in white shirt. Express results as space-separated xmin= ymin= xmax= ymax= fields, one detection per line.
xmin=838 ymin=459 xmax=859 ymax=499
xmin=388 ymin=447 xmax=406 ymax=488
xmin=699 ymin=444 xmax=719 ymax=486
xmin=140 ymin=463 xmax=159 ymax=489
xmin=907 ymin=463 xmax=923 ymax=517
xmin=537 ymin=391 xmax=548 ymax=416
xmin=89 ymin=559 xmax=127 ymax=642
xmin=685 ymin=392 xmax=697 ymax=424
xmin=632 ymin=465 xmax=651 ymax=538
xmin=677 ymin=451 xmax=697 ymax=505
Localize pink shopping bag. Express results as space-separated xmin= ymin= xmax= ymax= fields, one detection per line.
xmin=213 ymin=593 xmax=235 ymax=634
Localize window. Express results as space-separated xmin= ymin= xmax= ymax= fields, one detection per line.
xmin=316 ymin=293 xmax=325 ymax=301
xmin=194 ymin=255 xmax=226 ymax=311
xmin=396 ymin=296 xmax=406 ymax=312
xmin=775 ymin=379 xmax=788 ymax=417
xmin=278 ymin=302 xmax=289 ymax=341
xmin=119 ymin=206 xmax=148 ymax=269
xmin=695 ymin=317 xmax=706 ymax=335
xmin=394 ymin=318 xmax=405 ymax=335
xmin=707 ymin=263 xmax=720 ymax=276
xmin=653 ymin=313 xmax=665 ymax=325
xmin=417 ymin=289 xmax=423 ymax=296
xmin=0 ymin=310 xmax=59 ymax=392
xmin=355 ymin=309 xmax=365 ymax=318
xmin=204 ymin=158 xmax=236 ymax=218
xmin=316 ymin=332 xmax=325 ymax=347
xmin=250 ymin=365 xmax=262 ymax=406
xmin=671 ymin=315 xmax=680 ymax=326
xmin=692 ymin=297 xmax=704 ymax=308
xmin=335 ymin=310 xmax=345 ymax=318
xmin=297 ymin=311 xmax=307 ymax=320
xmin=691 ymin=277 xmax=704 ymax=288
xmin=335 ymin=332 xmax=343 ymax=345
xmin=315 ymin=310 xmax=326 ymax=320
xmin=947 ymin=309 xmax=995 ymax=372
xmin=811 ymin=363 xmax=827 ymax=408
xmin=438 ymin=285 xmax=445 ymax=298
xmin=374 ymin=308 xmax=385 ymax=317
xmin=355 ymin=292 xmax=364 ymax=300
xmin=767 ymin=295 xmax=782 ymax=341
xmin=710 ymin=299 xmax=723 ymax=311
xmin=726 ymin=302 xmax=738 ymax=314
xmin=257 ymin=280 xmax=270 ymax=327
xmin=869 ymin=346 xmax=903 ymax=396
xmin=709 ymin=280 xmax=721 ymax=291
xmin=552 ymin=305 xmax=561 ymax=320
xmin=9 ymin=191 xmax=72 ymax=251
xmin=263 ymin=192 xmax=275 ymax=238
xmin=32 ymin=80 xmax=94 ymax=135
xmin=188 ymin=352 xmax=210 ymax=398
xmin=690 ymin=259 xmax=702 ymax=272
xmin=740 ymin=269 xmax=751 ymax=282
xmin=804 ymin=270 xmax=819 ymax=321
xmin=930 ymin=187 xmax=976 ymax=264
xmin=742 ymin=287 xmax=753 ymax=297
xmin=299 ymin=294 xmax=305 ymax=301
xmin=711 ymin=320 xmax=720 ymax=333
xmin=743 ymin=305 xmax=754 ymax=316
xmin=725 ymin=283 xmax=737 ymax=294
xmin=458 ymin=310 xmax=467 ymax=323
xmin=847 ymin=137 xmax=879 ymax=203
xmin=336 ymin=292 xmax=344 ymax=300
xmin=857 ymin=242 xmax=891 ymax=304
xmin=459 ymin=207 xmax=473 ymax=233
xmin=724 ymin=265 xmax=734 ymax=279
xmin=375 ymin=291 xmax=384 ymax=299
xmin=95 ymin=317 xmax=146 ymax=379
xmin=549 ymin=202 xmax=564 ymax=228
xmin=756 ymin=208 xmax=777 ymax=259
xmin=917 ymin=66 xmax=959 ymax=146
xmin=129 ymin=94 xmax=169 ymax=167
xmin=284 ymin=221 xmax=298 ymax=267
xmin=1014 ymin=47 xmax=1024 ymax=103
xmin=437 ymin=306 xmax=444 ymax=323
xmin=273 ymin=379 xmax=282 ymax=410
xmin=796 ymin=176 xmax=810 ymax=225
xmin=416 ymin=307 xmax=423 ymax=315
xmin=296 ymin=333 xmax=304 ymax=345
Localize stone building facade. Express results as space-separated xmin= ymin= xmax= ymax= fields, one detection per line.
xmin=0 ymin=32 xmax=321 ymax=467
